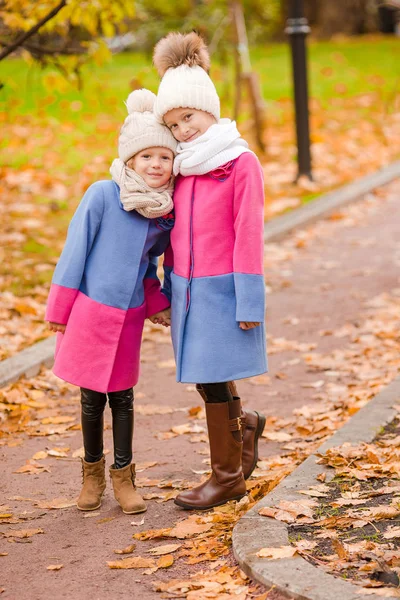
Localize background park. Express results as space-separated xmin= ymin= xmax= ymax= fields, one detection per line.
xmin=1 ymin=1 xmax=400 ymax=599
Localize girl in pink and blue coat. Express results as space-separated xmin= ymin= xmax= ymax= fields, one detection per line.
xmin=153 ymin=33 xmax=267 ymax=510
xmin=45 ymin=90 xmax=177 ymax=515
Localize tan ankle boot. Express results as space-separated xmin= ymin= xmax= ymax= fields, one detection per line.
xmin=174 ymin=400 xmax=246 ymax=510
xmin=109 ymin=463 xmax=146 ymax=515
xmin=196 ymin=383 xmax=266 ymax=480
xmin=77 ymin=456 xmax=106 ymax=511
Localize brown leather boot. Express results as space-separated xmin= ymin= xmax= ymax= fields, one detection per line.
xmin=77 ymin=456 xmax=106 ymax=511
xmin=109 ymin=463 xmax=147 ymax=515
xmin=239 ymin=407 xmax=266 ymax=479
xmin=197 ymin=383 xmax=266 ymax=480
xmin=174 ymin=400 xmax=246 ymax=510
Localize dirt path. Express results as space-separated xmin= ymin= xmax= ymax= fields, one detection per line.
xmin=1 ymin=181 xmax=400 ymax=600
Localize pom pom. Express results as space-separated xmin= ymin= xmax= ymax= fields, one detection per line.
xmin=125 ymin=89 xmax=156 ymax=114
xmin=153 ymin=32 xmax=210 ymax=78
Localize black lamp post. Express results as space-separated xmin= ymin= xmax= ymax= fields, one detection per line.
xmin=285 ymin=0 xmax=313 ymax=181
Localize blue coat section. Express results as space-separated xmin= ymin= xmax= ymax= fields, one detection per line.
xmin=171 ymin=272 xmax=267 ymax=383
xmin=52 ymin=180 xmax=171 ymax=313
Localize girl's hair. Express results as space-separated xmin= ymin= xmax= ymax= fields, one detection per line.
xmin=153 ymin=32 xmax=210 ymax=77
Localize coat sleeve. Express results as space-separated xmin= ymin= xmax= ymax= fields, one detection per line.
xmin=45 ymin=183 xmax=105 ymax=325
xmin=232 ymin=153 xmax=266 ymax=323
xmin=143 ymin=231 xmax=171 ymax=318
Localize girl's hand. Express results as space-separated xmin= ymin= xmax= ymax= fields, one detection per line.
xmin=239 ymin=321 xmax=260 ymax=330
xmin=149 ymin=308 xmax=171 ymax=327
xmin=48 ymin=322 xmax=66 ymax=333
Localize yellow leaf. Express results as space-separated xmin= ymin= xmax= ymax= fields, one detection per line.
xmin=147 ymin=544 xmax=181 ymax=556
xmin=36 ymin=498 xmax=76 ymax=510
xmin=47 ymin=564 xmax=63 ymax=571
xmin=256 ymin=546 xmax=297 ymax=560
xmin=96 ymin=517 xmax=115 ymax=524
xmin=107 ymin=556 xmax=156 ymax=570
xmin=168 ymin=515 xmax=213 ymax=539
xmin=114 ymin=544 xmax=136 ymax=555
xmin=4 ymin=528 xmax=44 ymax=538
xmin=157 ymin=554 xmax=174 ymax=568
xmin=41 ymin=416 xmax=75 ymax=425
xmin=32 ymin=451 xmax=47 ymax=460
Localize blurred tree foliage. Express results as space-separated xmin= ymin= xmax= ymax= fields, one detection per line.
xmin=0 ymin=0 xmax=135 ymax=82
xmin=131 ymin=0 xmax=281 ymax=55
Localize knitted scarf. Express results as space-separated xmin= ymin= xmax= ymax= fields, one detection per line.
xmin=110 ymin=158 xmax=174 ymax=219
xmin=173 ymin=119 xmax=253 ymax=177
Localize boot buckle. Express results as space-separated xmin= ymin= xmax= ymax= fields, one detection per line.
xmin=229 ymin=416 xmax=242 ymax=432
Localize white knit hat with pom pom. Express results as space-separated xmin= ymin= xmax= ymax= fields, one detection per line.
xmin=118 ymin=89 xmax=177 ymax=162
xmin=153 ymin=32 xmax=220 ymax=123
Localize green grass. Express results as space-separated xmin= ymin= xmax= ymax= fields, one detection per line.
xmin=1 ymin=36 xmax=399 ymax=125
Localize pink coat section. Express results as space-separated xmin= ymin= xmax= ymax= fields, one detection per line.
xmin=171 ymin=153 xmax=264 ymax=279
xmin=53 ymin=291 xmax=147 ymax=393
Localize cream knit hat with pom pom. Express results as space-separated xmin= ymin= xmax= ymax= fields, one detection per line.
xmin=153 ymin=32 xmax=220 ymax=123
xmin=118 ymin=89 xmax=177 ymax=162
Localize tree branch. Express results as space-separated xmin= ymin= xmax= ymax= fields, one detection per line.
xmin=0 ymin=0 xmax=67 ymax=61
xmin=22 ymin=41 xmax=86 ymax=56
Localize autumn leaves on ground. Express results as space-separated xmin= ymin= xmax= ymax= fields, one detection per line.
xmin=1 ymin=37 xmax=400 ymax=600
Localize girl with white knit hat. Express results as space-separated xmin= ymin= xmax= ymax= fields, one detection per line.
xmin=153 ymin=32 xmax=268 ymax=510
xmin=45 ymin=89 xmax=177 ymax=515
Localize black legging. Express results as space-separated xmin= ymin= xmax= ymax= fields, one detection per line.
xmin=198 ymin=382 xmax=233 ymax=403
xmin=80 ymin=387 xmax=134 ymax=469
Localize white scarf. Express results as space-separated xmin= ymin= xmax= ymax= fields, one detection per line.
xmin=173 ymin=119 xmax=253 ymax=177
xmin=110 ymin=158 xmax=174 ymax=219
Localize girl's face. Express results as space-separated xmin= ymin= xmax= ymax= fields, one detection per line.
xmin=164 ymin=108 xmax=217 ymax=143
xmin=127 ymin=147 xmax=173 ymax=188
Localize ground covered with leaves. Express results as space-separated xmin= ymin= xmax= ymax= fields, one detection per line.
xmin=1 ymin=183 xmax=400 ymax=598
xmin=281 ymin=417 xmax=400 ymax=597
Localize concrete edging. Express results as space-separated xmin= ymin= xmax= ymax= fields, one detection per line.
xmin=0 ymin=337 xmax=55 ymax=388
xmin=1 ymin=160 xmax=400 ymax=389
xmin=263 ymin=160 xmax=400 ymax=242
xmin=233 ymin=375 xmax=400 ymax=600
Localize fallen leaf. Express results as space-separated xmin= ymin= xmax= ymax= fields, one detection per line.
xmin=96 ymin=517 xmax=115 ymax=524
xmin=32 ymin=451 xmax=48 ymax=460
xmin=168 ymin=515 xmax=213 ymax=539
xmin=13 ymin=464 xmax=50 ymax=475
xmin=46 ymin=564 xmax=63 ymax=571
xmin=3 ymin=528 xmax=44 ymax=538
xmin=107 ymin=556 xmax=156 ymax=569
xmin=301 ymin=380 xmax=325 ymax=389
xmin=41 ymin=416 xmax=75 ymax=425
xmin=136 ymin=461 xmax=158 ymax=472
xmin=131 ymin=517 xmax=145 ymax=526
xmin=383 ymin=526 xmax=400 ymax=540
xmin=256 ymin=546 xmax=298 ymax=560
xmin=263 ymin=431 xmax=292 ymax=442
xmin=114 ymin=544 xmax=136 ymax=555
xmin=72 ymin=447 xmax=84 ymax=459
xmin=147 ymin=544 xmax=181 ymax=556
xmin=157 ymin=554 xmax=174 ymax=568
xmin=36 ymin=498 xmax=76 ymax=510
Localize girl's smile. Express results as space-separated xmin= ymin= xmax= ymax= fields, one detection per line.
xmin=128 ymin=147 xmax=174 ymax=188
xmin=164 ymin=108 xmax=217 ymax=143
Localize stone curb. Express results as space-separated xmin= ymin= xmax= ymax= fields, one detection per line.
xmin=0 ymin=337 xmax=55 ymax=388
xmin=233 ymin=375 xmax=400 ymax=600
xmin=1 ymin=160 xmax=399 ymax=389
xmin=263 ymin=160 xmax=400 ymax=242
